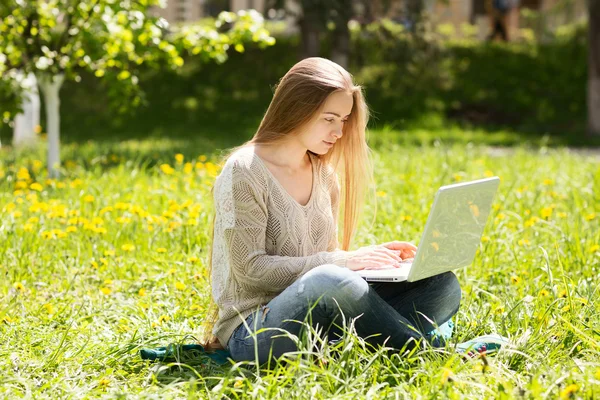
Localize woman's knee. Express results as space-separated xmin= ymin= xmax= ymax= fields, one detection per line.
xmin=299 ymin=264 xmax=369 ymax=303
xmin=433 ymin=271 xmax=462 ymax=306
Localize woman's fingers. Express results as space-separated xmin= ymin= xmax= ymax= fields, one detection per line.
xmin=373 ymin=247 xmax=403 ymax=261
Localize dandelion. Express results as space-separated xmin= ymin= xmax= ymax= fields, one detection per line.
xmin=175 ymin=282 xmax=186 ymax=290
xmin=539 ymin=289 xmax=550 ymax=298
xmin=186 ymin=218 xmax=198 ymax=226
xmin=188 ymin=256 xmax=199 ymax=263
xmin=43 ymin=303 xmax=54 ymax=314
xmin=518 ymin=238 xmax=530 ymax=246
xmin=484 ymin=170 xmax=494 ymax=178
xmin=183 ymin=162 xmax=193 ymax=174
xmin=540 ymin=207 xmax=553 ymax=219
xmin=13 ymin=282 xmax=25 ymax=292
xmin=589 ymin=244 xmax=600 ymax=254
xmin=595 ymin=368 xmax=600 ymax=380
xmin=30 ymin=182 xmax=43 ymax=192
xmin=376 ymin=191 xmax=387 ymax=197
xmin=12 ymin=211 xmax=23 ymax=218
xmin=66 ymin=226 xmax=77 ymax=233
xmin=100 ymin=287 xmax=112 ymax=295
xmin=585 ymin=213 xmax=596 ymax=221
xmin=543 ymin=179 xmax=554 ymax=185
xmin=3 ymin=316 xmax=15 ymax=324
xmin=121 ymin=244 xmax=135 ymax=252
xmin=558 ymin=212 xmax=567 ymax=218
xmin=175 ymin=153 xmax=184 ymax=164
xmin=157 ymin=247 xmax=167 ymax=253
xmin=510 ymin=275 xmax=521 ymax=285
xmin=23 ymin=224 xmax=34 ymax=232
xmin=453 ymin=174 xmax=463 ymax=182
xmin=481 ymin=235 xmax=490 ymax=243
xmin=138 ymin=287 xmax=146 ymax=297
xmin=91 ymin=261 xmax=99 ymax=269
xmin=494 ymin=305 xmax=505 ymax=314
xmin=98 ymin=378 xmax=110 ymax=387
xmin=104 ymin=250 xmax=116 ymax=257
xmin=559 ymin=384 xmax=578 ymax=399
xmin=158 ymin=315 xmax=170 ymax=324
xmin=440 ymin=367 xmax=454 ymax=384
xmin=558 ymin=289 xmax=568 ymax=298
xmin=160 ymin=164 xmax=175 ymax=175
xmin=400 ymin=215 xmax=413 ymax=221
xmin=199 ymin=155 xmax=207 ymax=162
xmin=17 ymin=167 xmax=30 ymax=180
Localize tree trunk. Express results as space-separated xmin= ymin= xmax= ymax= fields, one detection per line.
xmin=588 ymin=0 xmax=600 ymax=136
xmin=299 ymin=16 xmax=321 ymax=59
xmin=330 ymin=2 xmax=352 ymax=69
xmin=37 ymin=73 xmax=65 ymax=178
xmin=13 ymin=72 xmax=41 ymax=147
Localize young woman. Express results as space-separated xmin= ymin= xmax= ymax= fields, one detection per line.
xmin=200 ymin=57 xmax=463 ymax=365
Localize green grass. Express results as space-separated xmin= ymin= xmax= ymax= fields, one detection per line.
xmin=1 ymin=128 xmax=599 ymax=398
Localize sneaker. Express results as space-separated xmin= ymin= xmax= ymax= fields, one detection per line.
xmin=455 ymin=333 xmax=510 ymax=358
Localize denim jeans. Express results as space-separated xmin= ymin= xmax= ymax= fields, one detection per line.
xmin=227 ymin=264 xmax=461 ymax=365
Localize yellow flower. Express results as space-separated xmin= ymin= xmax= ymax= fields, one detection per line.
xmin=558 ymin=289 xmax=568 ymax=298
xmin=116 ymin=216 xmax=131 ymax=224
xmin=121 ymin=244 xmax=135 ymax=252
xmin=98 ymin=378 xmax=110 ymax=386
xmin=138 ymin=287 xmax=146 ymax=297
xmin=83 ymin=195 xmax=95 ymax=203
xmin=188 ymin=256 xmax=199 ymax=263
xmin=199 ymin=155 xmax=207 ymax=162
xmin=540 ymin=207 xmax=553 ymax=219
xmin=175 ymin=282 xmax=186 ymax=290
xmin=453 ymin=174 xmax=463 ymax=182
xmin=586 ymin=213 xmax=597 ymax=221
xmin=13 ymin=282 xmax=25 ymax=292
xmin=376 ymin=191 xmax=387 ymax=197
xmin=66 ymin=226 xmax=77 ymax=233
xmin=12 ymin=211 xmax=22 ymax=218
xmin=157 ymin=247 xmax=167 ymax=253
xmin=100 ymin=287 xmax=112 ymax=295
xmin=542 ymin=179 xmax=553 ymax=185
xmin=539 ymin=289 xmax=550 ymax=297
xmin=595 ymin=368 xmax=600 ymax=380
xmin=494 ymin=305 xmax=505 ymax=314
xmin=158 ymin=314 xmax=170 ymax=324
xmin=17 ymin=167 xmax=30 ymax=180
xmin=589 ymin=244 xmax=600 ymax=254
xmin=160 ymin=164 xmax=175 ymax=175
xmin=440 ymin=367 xmax=454 ymax=384
xmin=104 ymin=250 xmax=116 ymax=257
xmin=43 ymin=303 xmax=54 ymax=314
xmin=41 ymin=231 xmax=54 ymax=240
xmin=186 ymin=218 xmax=198 ymax=226
xmin=29 ymin=182 xmax=43 ymax=192
xmin=183 ymin=162 xmax=193 ymax=174
xmin=91 ymin=261 xmax=99 ymax=269
xmin=518 ymin=238 xmax=530 ymax=246
xmin=23 ymin=224 xmax=34 ymax=232
xmin=15 ymin=181 xmax=28 ymax=190
xmin=175 ymin=153 xmax=184 ymax=164
xmin=510 ymin=275 xmax=521 ymax=285
xmin=559 ymin=384 xmax=578 ymax=399
xmin=557 ymin=212 xmax=567 ymax=218
xmin=484 ymin=170 xmax=494 ymax=178
xmin=234 ymin=379 xmax=244 ymax=388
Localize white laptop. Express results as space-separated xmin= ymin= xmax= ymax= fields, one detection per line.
xmin=357 ymin=177 xmax=500 ymax=282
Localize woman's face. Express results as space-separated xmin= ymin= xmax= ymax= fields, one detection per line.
xmin=299 ymin=91 xmax=353 ymax=155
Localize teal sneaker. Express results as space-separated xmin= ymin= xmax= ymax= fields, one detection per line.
xmin=455 ymin=334 xmax=510 ymax=357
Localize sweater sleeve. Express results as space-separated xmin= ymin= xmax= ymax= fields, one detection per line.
xmin=216 ymin=161 xmax=351 ymax=293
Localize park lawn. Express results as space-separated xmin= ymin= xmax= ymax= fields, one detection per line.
xmin=0 ymin=129 xmax=599 ymax=399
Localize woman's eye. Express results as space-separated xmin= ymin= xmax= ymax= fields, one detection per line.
xmin=325 ymin=119 xmax=334 ymax=123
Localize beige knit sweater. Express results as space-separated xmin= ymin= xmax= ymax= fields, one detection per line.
xmin=211 ymin=145 xmax=351 ymax=347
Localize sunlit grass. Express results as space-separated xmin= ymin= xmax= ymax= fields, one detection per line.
xmin=1 ymin=131 xmax=599 ymax=398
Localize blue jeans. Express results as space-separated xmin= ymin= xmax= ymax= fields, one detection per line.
xmin=227 ymin=264 xmax=461 ymax=365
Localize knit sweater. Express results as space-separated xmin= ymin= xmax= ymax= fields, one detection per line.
xmin=211 ymin=145 xmax=352 ymax=348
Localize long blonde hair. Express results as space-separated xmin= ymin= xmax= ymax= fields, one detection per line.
xmin=200 ymin=57 xmax=375 ymax=347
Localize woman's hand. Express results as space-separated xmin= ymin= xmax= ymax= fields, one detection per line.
xmin=346 ymin=245 xmax=405 ymax=271
xmin=380 ymin=240 xmax=417 ymax=260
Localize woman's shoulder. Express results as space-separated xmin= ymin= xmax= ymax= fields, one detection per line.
xmin=216 ymin=146 xmax=268 ymax=189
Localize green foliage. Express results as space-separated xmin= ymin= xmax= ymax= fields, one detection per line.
xmin=0 ymin=1 xmax=274 ymax=117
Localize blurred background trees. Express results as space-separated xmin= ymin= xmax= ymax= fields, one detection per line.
xmin=0 ymin=0 xmax=597 ymax=161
